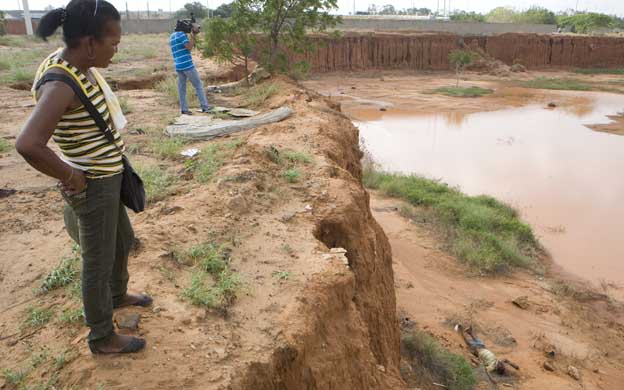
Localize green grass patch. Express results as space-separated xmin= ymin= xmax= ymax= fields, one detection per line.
xmin=0 ymin=138 xmax=11 ymax=153
xmin=155 ymin=75 xmax=200 ymax=107
xmin=30 ymin=348 xmax=49 ymax=368
xmin=574 ymin=68 xmax=624 ymax=75
xmin=149 ymin=137 xmax=188 ymax=159
xmin=364 ymin=169 xmax=539 ymax=274
xmin=118 ymin=96 xmax=131 ymax=114
xmin=401 ymin=329 xmax=476 ymax=390
xmin=39 ymin=255 xmax=79 ymax=294
xmin=2 ymin=368 xmax=28 ymax=386
xmin=282 ymin=150 xmax=313 ymax=165
xmin=23 ymin=306 xmax=54 ymax=329
xmin=428 ymin=86 xmax=493 ymax=98
xmin=185 ymin=144 xmax=224 ymax=183
xmin=243 ymin=82 xmax=279 ymax=108
xmin=173 ymin=242 xmax=230 ymax=273
xmin=59 ymin=307 xmax=84 ymax=324
xmin=283 ymin=168 xmax=301 ymax=183
xmin=182 ymin=270 xmax=242 ymax=311
xmin=521 ymin=77 xmax=592 ymax=91
xmin=272 ymin=270 xmax=291 ymax=280
xmin=135 ymin=164 xmax=177 ymax=201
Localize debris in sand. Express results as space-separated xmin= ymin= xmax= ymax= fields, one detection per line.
xmin=0 ymin=188 xmax=17 ymax=199
xmin=511 ymin=64 xmax=527 ymax=73
xmin=543 ymin=361 xmax=555 ymax=371
xmin=228 ymin=108 xmax=259 ymax=117
xmin=181 ymin=148 xmax=200 ymax=157
xmin=115 ymin=312 xmax=141 ymax=330
xmin=164 ymin=106 xmax=294 ymax=140
xmin=567 ymin=365 xmax=581 ymax=380
xmin=547 ymin=102 xmax=558 ymax=108
xmin=512 ymin=296 xmax=530 ymax=310
xmin=330 ymin=248 xmax=347 ymax=254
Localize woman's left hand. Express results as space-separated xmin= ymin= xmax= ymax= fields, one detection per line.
xmin=60 ymin=168 xmax=87 ymax=195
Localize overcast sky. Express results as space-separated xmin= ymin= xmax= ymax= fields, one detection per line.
xmin=4 ymin=0 xmax=624 ymax=16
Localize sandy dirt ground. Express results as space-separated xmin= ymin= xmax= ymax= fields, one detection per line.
xmin=2 ymin=33 xmax=624 ymax=389
xmin=372 ymin=194 xmax=624 ymax=390
xmin=303 ymin=69 xmax=624 ymax=389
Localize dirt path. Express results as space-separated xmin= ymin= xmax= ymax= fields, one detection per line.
xmin=371 ymin=194 xmax=624 ymax=390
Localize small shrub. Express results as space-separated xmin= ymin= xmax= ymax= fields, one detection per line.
xmin=135 ymin=164 xmax=177 ymax=201
xmin=149 ymin=137 xmax=187 ymax=159
xmin=282 ymin=150 xmax=312 ymax=165
xmin=0 ymin=138 xmax=11 ymax=153
xmin=448 ymin=50 xmax=474 ymax=87
xmin=39 ymin=256 xmax=79 ymax=293
xmin=182 ymin=272 xmax=217 ymax=307
xmin=265 ymin=145 xmax=281 ymax=164
xmin=23 ymin=306 xmax=53 ymax=329
xmin=174 ymin=242 xmax=229 ymax=273
xmin=284 ymin=168 xmax=301 ymax=183
xmin=118 ymin=96 xmax=132 ymax=114
xmin=243 ymin=82 xmax=278 ymax=108
xmin=272 ymin=270 xmax=291 ymax=280
xmin=30 ymin=348 xmax=49 ymax=368
xmin=2 ymin=368 xmax=28 ymax=386
xmin=187 ymin=145 xmax=223 ymax=183
xmin=53 ymin=353 xmax=68 ymax=371
xmin=60 ymin=307 xmax=84 ymax=324
xmin=401 ymin=330 xmax=476 ymax=390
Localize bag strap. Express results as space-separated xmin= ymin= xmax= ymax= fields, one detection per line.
xmin=36 ymin=72 xmax=123 ymax=155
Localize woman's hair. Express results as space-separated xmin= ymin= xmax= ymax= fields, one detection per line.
xmin=36 ymin=0 xmax=120 ymax=47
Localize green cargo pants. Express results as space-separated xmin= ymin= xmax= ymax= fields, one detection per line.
xmin=62 ymin=173 xmax=134 ymax=342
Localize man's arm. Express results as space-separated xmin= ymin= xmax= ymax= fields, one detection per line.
xmin=184 ymin=32 xmax=195 ymax=50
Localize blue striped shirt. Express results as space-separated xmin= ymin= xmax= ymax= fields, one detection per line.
xmin=169 ymin=31 xmax=194 ymax=71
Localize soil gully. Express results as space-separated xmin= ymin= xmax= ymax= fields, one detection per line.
xmin=355 ymin=90 xmax=624 ymax=293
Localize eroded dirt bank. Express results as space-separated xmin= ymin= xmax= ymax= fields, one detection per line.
xmin=297 ymin=32 xmax=624 ymax=72
xmin=0 ymin=77 xmax=404 ymax=389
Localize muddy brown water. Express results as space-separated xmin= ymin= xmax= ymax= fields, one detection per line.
xmin=355 ymin=91 xmax=624 ymax=287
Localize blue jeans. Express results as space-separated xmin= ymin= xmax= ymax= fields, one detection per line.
xmin=176 ymin=67 xmax=210 ymax=112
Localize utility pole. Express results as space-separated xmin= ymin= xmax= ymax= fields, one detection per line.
xmin=126 ymin=1 xmax=129 ymax=20
xmin=147 ymin=1 xmax=150 ymax=18
xmin=22 ymin=0 xmax=33 ymax=36
xmin=353 ymin=0 xmax=355 ymax=15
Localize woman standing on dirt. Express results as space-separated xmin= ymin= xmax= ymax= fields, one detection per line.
xmin=16 ymin=0 xmax=151 ymax=354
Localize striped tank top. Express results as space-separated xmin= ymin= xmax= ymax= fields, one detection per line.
xmin=35 ymin=52 xmax=124 ymax=178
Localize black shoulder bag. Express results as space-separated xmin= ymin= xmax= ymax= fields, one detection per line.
xmin=37 ymin=73 xmax=146 ymax=213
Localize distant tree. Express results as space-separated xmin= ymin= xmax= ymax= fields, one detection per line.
xmin=213 ymin=2 xmax=234 ymax=18
xmin=0 ymin=11 xmax=5 ymax=36
xmin=235 ymin=0 xmax=340 ymax=73
xmin=367 ymin=4 xmax=377 ymax=15
xmin=448 ymin=50 xmax=474 ymax=87
xmin=557 ymin=12 xmax=617 ymax=33
xmin=451 ymin=11 xmax=485 ymax=22
xmin=175 ymin=2 xmax=209 ymax=19
xmin=486 ymin=7 xmax=516 ymax=23
xmin=203 ymin=2 xmax=256 ymax=86
xmin=379 ymin=4 xmax=396 ymax=15
xmin=514 ymin=7 xmax=556 ymax=24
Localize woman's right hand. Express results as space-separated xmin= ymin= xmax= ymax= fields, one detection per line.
xmin=60 ymin=168 xmax=87 ymax=195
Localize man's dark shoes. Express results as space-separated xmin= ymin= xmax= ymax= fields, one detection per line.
xmin=181 ymin=110 xmax=193 ymax=115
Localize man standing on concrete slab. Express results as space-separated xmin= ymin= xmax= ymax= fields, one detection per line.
xmin=169 ymin=17 xmax=213 ymax=115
